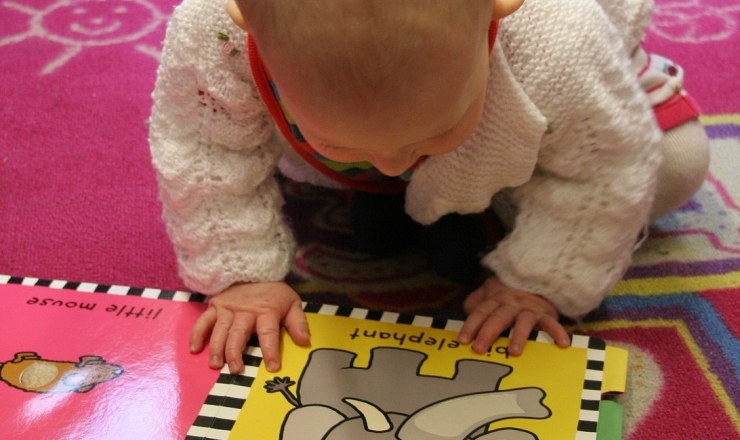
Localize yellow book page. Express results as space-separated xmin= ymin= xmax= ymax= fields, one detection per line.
xmin=602 ymin=345 xmax=628 ymax=394
xmin=230 ymin=313 xmax=592 ymax=440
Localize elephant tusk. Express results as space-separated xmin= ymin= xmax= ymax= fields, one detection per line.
xmin=343 ymin=398 xmax=393 ymax=433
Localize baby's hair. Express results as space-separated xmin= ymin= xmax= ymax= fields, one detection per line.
xmin=239 ymin=0 xmax=495 ymax=111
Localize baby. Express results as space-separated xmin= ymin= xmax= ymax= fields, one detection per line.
xmin=149 ymin=0 xmax=709 ymax=374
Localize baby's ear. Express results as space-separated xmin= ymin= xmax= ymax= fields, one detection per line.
xmin=493 ymin=0 xmax=525 ymax=19
xmin=226 ymin=0 xmax=248 ymax=31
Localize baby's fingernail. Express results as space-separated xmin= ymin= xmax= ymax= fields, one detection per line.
xmin=210 ymin=355 xmax=221 ymax=366
xmin=458 ymin=333 xmax=470 ymax=344
xmin=189 ymin=344 xmax=197 ymax=352
xmin=265 ymin=359 xmax=279 ymax=372
xmin=228 ymin=361 xmax=240 ymax=373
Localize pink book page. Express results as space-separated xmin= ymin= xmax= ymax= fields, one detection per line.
xmin=0 ymin=282 xmax=219 ymax=438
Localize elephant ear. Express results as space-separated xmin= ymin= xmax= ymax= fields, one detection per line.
xmin=280 ymin=405 xmax=346 ymax=440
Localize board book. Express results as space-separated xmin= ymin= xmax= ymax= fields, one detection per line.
xmin=0 ymin=276 xmax=627 ymax=439
xmin=0 ymin=275 xmax=218 ymax=438
xmin=189 ymin=306 xmax=628 ymax=440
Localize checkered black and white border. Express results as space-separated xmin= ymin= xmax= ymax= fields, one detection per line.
xmin=571 ymin=334 xmax=608 ymax=440
xmin=185 ymin=303 xmax=608 ymax=440
xmin=0 ymin=274 xmax=207 ymax=302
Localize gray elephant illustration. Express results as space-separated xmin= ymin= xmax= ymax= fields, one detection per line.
xmin=265 ymin=347 xmax=550 ymax=439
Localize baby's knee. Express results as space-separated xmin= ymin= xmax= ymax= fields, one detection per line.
xmin=651 ymin=119 xmax=710 ymax=221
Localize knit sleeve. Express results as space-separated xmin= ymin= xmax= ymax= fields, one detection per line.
xmin=148 ymin=0 xmax=294 ymax=295
xmin=482 ymin=0 xmax=663 ymax=318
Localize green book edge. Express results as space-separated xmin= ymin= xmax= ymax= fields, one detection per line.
xmin=596 ymin=400 xmax=624 ymax=440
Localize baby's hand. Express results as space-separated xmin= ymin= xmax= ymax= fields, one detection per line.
xmin=458 ymin=276 xmax=570 ymax=356
xmin=190 ymin=282 xmax=310 ymax=374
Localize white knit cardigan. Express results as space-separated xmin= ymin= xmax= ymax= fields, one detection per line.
xmin=149 ymin=0 xmax=662 ymax=318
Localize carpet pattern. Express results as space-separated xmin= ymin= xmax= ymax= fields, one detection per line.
xmin=1 ymin=0 xmax=739 ymax=439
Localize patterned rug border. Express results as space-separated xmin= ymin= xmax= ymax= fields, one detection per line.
xmin=615 ymin=271 xmax=740 ymax=295
xmin=700 ymin=114 xmax=740 ymax=126
xmin=577 ymin=318 xmax=740 ymax=433
xmin=601 ymin=293 xmax=740 ymax=380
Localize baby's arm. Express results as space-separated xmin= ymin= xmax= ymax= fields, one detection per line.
xmin=149 ymin=0 xmax=305 ymax=373
xmin=469 ymin=0 xmax=663 ymax=347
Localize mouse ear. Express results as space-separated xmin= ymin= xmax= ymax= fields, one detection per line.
xmin=12 ymin=352 xmax=41 ymax=363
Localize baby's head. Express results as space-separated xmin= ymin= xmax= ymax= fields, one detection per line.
xmin=229 ymin=0 xmax=523 ymax=175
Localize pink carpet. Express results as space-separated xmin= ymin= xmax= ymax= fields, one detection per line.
xmin=2 ymin=0 xmax=739 ymax=438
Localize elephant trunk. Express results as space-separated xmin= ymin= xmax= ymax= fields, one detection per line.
xmin=397 ymin=388 xmax=550 ymax=440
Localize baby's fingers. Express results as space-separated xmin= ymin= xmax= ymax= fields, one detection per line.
xmin=190 ymin=307 xmax=217 ymax=354
xmin=458 ymin=297 xmax=499 ymax=345
xmin=508 ymin=311 xmax=540 ymax=356
xmin=462 ymin=288 xmax=486 ymax=315
xmin=471 ymin=307 xmax=518 ymax=354
xmin=538 ymin=315 xmax=571 ymax=348
xmin=255 ymin=313 xmax=283 ymax=373
xmin=208 ymin=308 xmax=235 ymax=370
xmin=224 ymin=312 xmax=256 ymax=374
xmin=284 ymin=301 xmax=311 ymax=347
xmin=460 ymin=301 xmax=518 ymax=354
